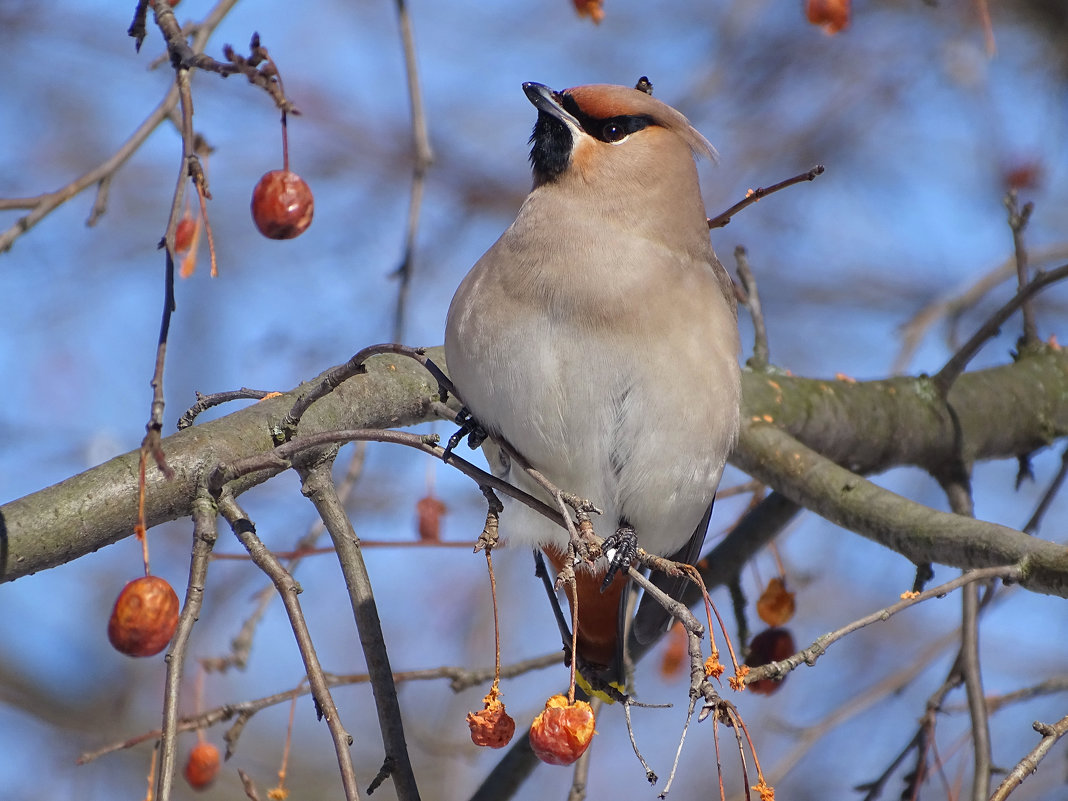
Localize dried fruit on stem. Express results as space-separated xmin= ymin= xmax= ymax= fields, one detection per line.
xmin=467 ymin=689 xmax=515 ymax=749
xmin=756 ymin=577 xmax=796 ymax=626
xmin=745 ymin=627 xmax=795 ymax=696
xmin=107 ymin=575 xmax=180 ymax=657
xmin=416 ymin=494 xmax=447 ymax=542
xmin=529 ymin=694 xmax=596 ymax=766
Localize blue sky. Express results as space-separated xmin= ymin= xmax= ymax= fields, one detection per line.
xmin=1 ymin=1 xmax=1067 ymax=798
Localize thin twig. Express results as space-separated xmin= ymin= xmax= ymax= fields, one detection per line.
xmin=658 ymin=694 xmax=697 ymax=798
xmin=279 ymin=343 xmax=433 ymax=436
xmin=390 ymin=0 xmax=434 ymax=342
xmin=140 ymin=60 xmax=197 ymax=482
xmin=0 ymin=0 xmax=240 ymax=253
xmin=297 ymin=459 xmax=421 ymax=801
xmin=983 ymin=676 xmax=1068 ymax=714
xmin=1004 ymin=190 xmax=1038 ymax=347
xmin=141 ymin=247 xmax=177 ymax=480
xmin=156 ymin=490 xmax=218 ymax=801
xmin=1023 ymin=445 xmax=1068 ymax=535
xmin=932 ymin=262 xmax=1068 ymax=396
xmin=962 ymin=579 xmax=991 ymax=800
xmin=77 ymin=652 xmax=561 ymax=766
xmin=217 ymin=493 xmax=362 ymax=801
xmin=938 ymin=474 xmax=992 ymax=801
xmin=200 ymin=442 xmax=367 ymax=673
xmin=622 ymin=698 xmax=658 ymax=786
xmin=988 ymin=715 xmax=1068 ymax=801
xmin=151 ymin=8 xmax=297 ymax=115
xmin=743 ymin=566 xmax=1020 ymax=686
xmin=734 ymin=246 xmax=769 ymax=370
xmin=707 ymin=164 xmax=824 ymax=229
xmin=893 ymin=243 xmax=1068 ymax=373
xmin=177 ymin=388 xmax=279 ymax=430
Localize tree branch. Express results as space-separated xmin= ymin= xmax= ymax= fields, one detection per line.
xmin=732 ymin=421 xmax=1068 ymax=597
xmin=2 ymin=348 xmax=1067 ymax=587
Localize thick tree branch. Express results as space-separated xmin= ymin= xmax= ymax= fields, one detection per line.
xmin=2 ymin=348 xmax=1067 ymax=586
xmin=732 ymin=422 xmax=1068 ymax=596
xmin=0 ymin=351 xmax=440 ymax=582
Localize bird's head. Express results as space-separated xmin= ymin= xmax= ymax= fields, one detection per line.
xmin=523 ymin=81 xmax=716 ymax=192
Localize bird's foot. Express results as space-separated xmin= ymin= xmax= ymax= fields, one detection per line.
xmin=444 ymin=407 xmax=488 ymax=456
xmin=600 ymin=525 xmax=638 ymax=592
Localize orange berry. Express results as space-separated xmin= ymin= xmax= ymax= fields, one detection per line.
xmin=805 ymin=0 xmax=850 ymax=33
xmin=572 ymin=0 xmax=605 ymax=23
xmin=251 ymin=169 xmax=314 ymax=240
xmin=467 ymin=694 xmax=516 ymax=749
xmin=756 ymin=577 xmax=796 ymax=627
xmin=107 ymin=576 xmax=180 ymax=657
xmin=528 ymin=695 xmax=596 ymax=766
xmin=184 ymin=741 xmax=221 ymax=790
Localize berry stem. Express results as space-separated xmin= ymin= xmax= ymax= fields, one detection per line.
xmin=281 ymin=110 xmax=289 ymax=173
xmin=485 ymin=549 xmax=503 ymax=694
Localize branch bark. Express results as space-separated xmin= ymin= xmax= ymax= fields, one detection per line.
xmin=2 ymin=347 xmax=1067 ymax=586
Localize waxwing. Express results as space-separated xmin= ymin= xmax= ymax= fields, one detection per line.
xmin=444 ymin=80 xmax=741 ymax=677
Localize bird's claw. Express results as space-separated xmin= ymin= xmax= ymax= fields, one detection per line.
xmin=444 ymin=407 xmax=488 ymax=456
xmin=599 ymin=525 xmax=638 ymax=592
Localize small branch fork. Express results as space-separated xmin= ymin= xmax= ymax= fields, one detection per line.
xmin=1004 ymin=190 xmax=1038 ymax=348
xmin=137 ymin=3 xmax=297 ymax=115
xmin=215 ymin=491 xmax=363 ymax=801
xmin=742 ymin=566 xmax=1020 ymax=688
xmin=77 ymin=653 xmax=561 ymax=766
xmin=932 ymin=262 xmax=1068 ymax=397
xmin=989 ymin=714 xmax=1068 ymax=801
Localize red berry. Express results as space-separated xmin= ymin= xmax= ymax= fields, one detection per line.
xmin=745 ymin=627 xmax=795 ymax=696
xmin=251 ymin=169 xmax=314 ymax=240
xmin=184 ymin=741 xmax=221 ymax=790
xmin=174 ymin=214 xmax=196 ymax=253
xmin=416 ymin=495 xmax=447 ymax=542
xmin=107 ymin=576 xmax=180 ymax=657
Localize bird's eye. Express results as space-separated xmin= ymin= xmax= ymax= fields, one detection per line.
xmin=602 ymin=122 xmax=626 ymax=142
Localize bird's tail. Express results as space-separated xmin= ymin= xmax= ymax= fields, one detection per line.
xmin=543 ymin=547 xmax=629 ymax=681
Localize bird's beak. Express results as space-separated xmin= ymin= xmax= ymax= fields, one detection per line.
xmin=522 ymin=82 xmax=584 ymax=132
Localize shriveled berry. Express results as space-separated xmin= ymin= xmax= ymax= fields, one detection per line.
xmin=107 ymin=576 xmax=180 ymax=657
xmin=528 ymin=694 xmax=596 ymax=766
xmin=416 ymin=495 xmax=447 ymax=542
xmin=467 ymin=694 xmax=515 ymax=749
xmin=745 ymin=627 xmax=795 ymax=696
xmin=756 ymin=577 xmax=796 ymax=627
xmin=184 ymin=741 xmax=221 ymax=790
xmin=251 ymin=169 xmax=314 ymax=240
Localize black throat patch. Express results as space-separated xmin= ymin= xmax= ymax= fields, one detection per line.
xmin=529 ymin=110 xmax=573 ymax=181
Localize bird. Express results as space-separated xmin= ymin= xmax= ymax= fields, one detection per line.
xmin=444 ymin=80 xmax=740 ymax=680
